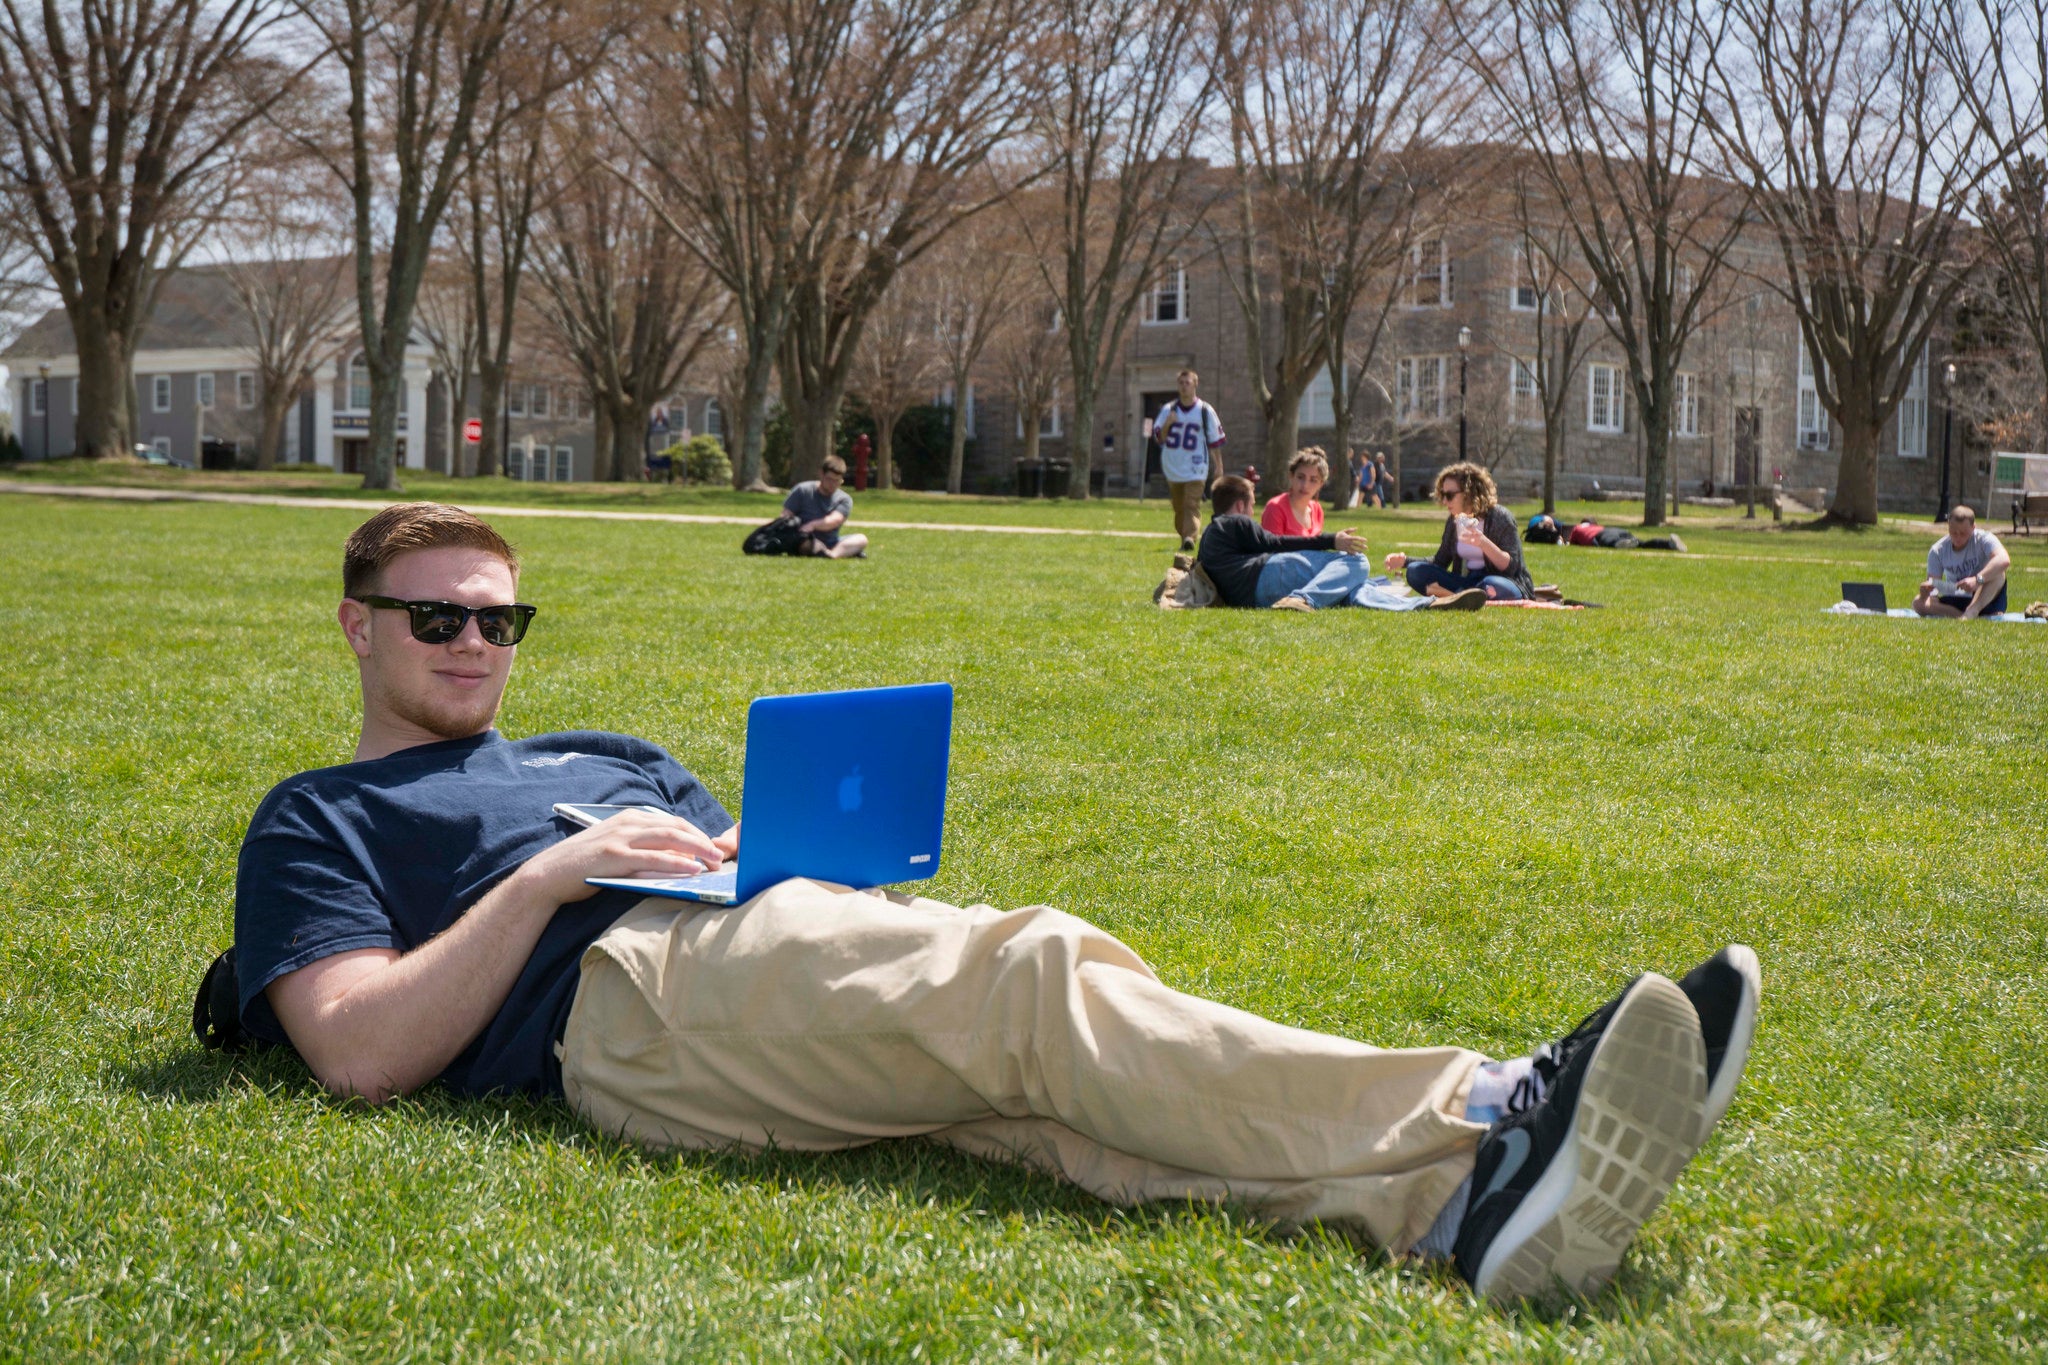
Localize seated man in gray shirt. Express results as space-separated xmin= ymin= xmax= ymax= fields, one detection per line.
xmin=1913 ymin=506 xmax=2010 ymax=618
xmin=784 ymin=455 xmax=869 ymax=559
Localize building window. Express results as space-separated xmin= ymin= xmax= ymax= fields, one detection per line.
xmin=347 ymin=355 xmax=371 ymax=411
xmin=703 ymin=397 xmax=722 ymax=437
xmin=505 ymin=445 xmax=525 ymax=480
xmin=1396 ymin=356 xmax=1446 ymax=423
xmin=1587 ymin=363 xmax=1624 ymax=434
xmin=531 ymin=384 xmax=550 ymax=418
xmin=153 ymin=375 xmax=172 ymax=413
xmin=554 ymin=446 xmax=573 ymax=482
xmin=1144 ymin=263 xmax=1187 ymax=325
xmin=507 ymin=382 xmax=526 ymax=418
xmin=1509 ymin=250 xmax=1539 ymax=312
xmin=937 ymin=384 xmax=973 ymax=438
xmin=1897 ymin=351 xmax=1927 ymax=458
xmin=1511 ymin=357 xmax=1541 ymax=425
xmin=1017 ymin=386 xmax=1063 ymax=438
xmin=1300 ymin=370 xmax=1334 ymax=428
xmin=1409 ymin=238 xmax=1451 ymax=308
xmin=1797 ymin=343 xmax=1829 ymax=449
xmin=1675 ymin=371 xmax=1700 ymax=438
xmin=237 ymin=372 xmax=257 ymax=409
xmin=196 ymin=373 xmax=215 ymax=410
xmin=28 ymin=378 xmax=45 ymax=415
xmin=152 ymin=436 xmax=172 ymax=461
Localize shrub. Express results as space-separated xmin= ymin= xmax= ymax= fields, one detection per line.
xmin=682 ymin=434 xmax=730 ymax=485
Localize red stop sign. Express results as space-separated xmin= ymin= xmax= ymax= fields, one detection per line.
xmin=464 ymin=418 xmax=483 ymax=444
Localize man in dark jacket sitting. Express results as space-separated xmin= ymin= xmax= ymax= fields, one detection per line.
xmin=1196 ymin=475 xmax=1481 ymax=611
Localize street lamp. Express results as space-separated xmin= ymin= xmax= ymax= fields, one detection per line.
xmin=1457 ymin=326 xmax=1472 ymax=463
xmin=37 ymin=362 xmax=49 ymax=460
xmin=1937 ymin=362 xmax=1955 ymax=521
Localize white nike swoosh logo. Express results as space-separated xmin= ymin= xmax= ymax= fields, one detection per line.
xmin=1477 ymin=1127 xmax=1533 ymax=1204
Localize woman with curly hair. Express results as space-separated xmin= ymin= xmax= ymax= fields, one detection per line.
xmin=1384 ymin=462 xmax=1532 ymax=602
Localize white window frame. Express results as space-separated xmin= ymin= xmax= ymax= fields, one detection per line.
xmin=1797 ymin=343 xmax=1829 ymax=450
xmin=153 ymin=375 xmax=172 ymax=413
xmin=1017 ymin=385 xmax=1063 ymax=438
xmin=1897 ymin=351 xmax=1927 ymax=458
xmin=703 ymin=397 xmax=722 ymax=437
xmin=237 ymin=372 xmax=257 ymax=409
xmin=505 ymin=445 xmax=526 ymax=480
xmin=28 ymin=378 xmax=46 ymax=415
xmin=152 ymin=436 xmax=172 ymax=460
xmin=938 ymin=383 xmax=974 ymax=438
xmin=507 ymin=382 xmax=526 ymax=418
xmin=531 ymin=384 xmax=550 ymax=418
xmin=554 ymin=445 xmax=573 ymax=482
xmin=196 ymin=373 xmax=215 ymax=411
xmin=1511 ymin=357 xmax=1541 ymax=426
xmin=1409 ymin=238 xmax=1451 ymax=309
xmin=1508 ymin=248 xmax=1540 ymax=312
xmin=346 ymin=355 xmax=371 ymax=411
xmin=1674 ymin=371 xmax=1700 ymax=438
xmin=1396 ymin=356 xmax=1447 ymax=424
xmin=1300 ymin=369 xmax=1334 ymax=428
xmin=1143 ymin=263 xmax=1188 ymax=325
xmin=1587 ymin=363 xmax=1625 ymax=434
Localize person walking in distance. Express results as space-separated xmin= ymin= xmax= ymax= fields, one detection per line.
xmin=1156 ymin=369 xmax=1226 ymax=552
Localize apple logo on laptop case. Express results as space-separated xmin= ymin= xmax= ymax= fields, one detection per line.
xmin=837 ymin=766 xmax=864 ymax=813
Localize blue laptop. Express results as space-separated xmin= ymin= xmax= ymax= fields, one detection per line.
xmin=585 ymin=682 xmax=953 ymax=904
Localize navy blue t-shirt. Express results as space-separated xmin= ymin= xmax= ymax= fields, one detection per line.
xmin=234 ymin=730 xmax=733 ymax=1097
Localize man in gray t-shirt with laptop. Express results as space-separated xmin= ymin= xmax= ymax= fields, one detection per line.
xmin=783 ymin=454 xmax=869 ymax=559
xmin=1913 ymin=506 xmax=2010 ymax=618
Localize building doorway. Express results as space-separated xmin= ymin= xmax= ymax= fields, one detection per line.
xmin=340 ymin=438 xmax=366 ymax=474
xmin=1140 ymin=389 xmax=1179 ymax=486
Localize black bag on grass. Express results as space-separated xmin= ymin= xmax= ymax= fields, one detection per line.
xmin=192 ymin=947 xmax=253 ymax=1053
xmin=742 ymin=515 xmax=811 ymax=556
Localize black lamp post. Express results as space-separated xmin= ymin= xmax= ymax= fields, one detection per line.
xmin=37 ymin=362 xmax=49 ymax=459
xmin=1457 ymin=325 xmax=1471 ymax=463
xmin=1937 ymin=362 xmax=1955 ymax=521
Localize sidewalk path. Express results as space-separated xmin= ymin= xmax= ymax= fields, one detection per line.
xmin=4 ymin=479 xmax=2042 ymax=572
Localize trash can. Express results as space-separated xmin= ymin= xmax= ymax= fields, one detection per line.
xmin=1089 ymin=467 xmax=1107 ymax=498
xmin=1043 ymin=459 xmax=1072 ymax=499
xmin=1014 ymin=459 xmax=1041 ymax=498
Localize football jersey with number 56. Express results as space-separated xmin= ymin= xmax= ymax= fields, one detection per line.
xmin=1155 ymin=400 xmax=1225 ymax=484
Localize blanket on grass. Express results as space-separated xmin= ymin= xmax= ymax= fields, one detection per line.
xmin=1824 ymin=604 xmax=2045 ymax=624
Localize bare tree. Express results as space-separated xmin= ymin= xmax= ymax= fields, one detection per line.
xmin=457 ymin=91 xmax=546 ymax=481
xmin=923 ymin=214 xmax=1021 ymax=495
xmin=624 ymin=0 xmax=1039 ymax=490
xmin=1945 ymin=0 xmax=2048 ymax=454
xmin=1703 ymin=0 xmax=2003 ymax=524
xmin=1462 ymin=0 xmax=1748 ymax=526
xmin=848 ymin=275 xmax=943 ymax=491
xmin=1018 ymin=0 xmax=1219 ymax=499
xmin=414 ymin=249 xmax=480 ymax=472
xmin=994 ymin=296 xmax=1066 ymax=474
xmin=1209 ymin=0 xmax=1470 ymax=487
xmin=220 ymin=176 xmax=354 ymax=469
xmin=1499 ymin=168 xmax=1598 ymax=514
xmin=531 ymin=95 xmax=727 ymax=482
xmin=0 ymin=0 xmax=306 ymax=459
xmin=294 ymin=0 xmax=589 ymax=489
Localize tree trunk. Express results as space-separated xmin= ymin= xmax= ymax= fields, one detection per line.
xmin=1261 ymin=383 xmax=1306 ymax=487
xmin=592 ymin=404 xmax=615 ymax=483
xmin=1827 ymin=411 xmax=1882 ymax=525
xmin=1542 ymin=425 xmax=1561 ymax=516
xmin=363 ymin=358 xmax=405 ymax=491
xmin=785 ymin=385 xmax=844 ymax=487
xmin=731 ymin=333 xmax=778 ymax=489
xmin=476 ymin=372 xmax=504 ymax=478
xmin=1640 ymin=408 xmax=1668 ymax=528
xmin=874 ymin=410 xmax=899 ymax=492
xmin=71 ymin=315 xmax=135 ymax=460
xmin=1066 ymin=390 xmax=1094 ymax=500
xmin=256 ymin=395 xmax=290 ymax=471
xmin=1021 ymin=417 xmax=1043 ymax=468
xmin=945 ymin=364 xmax=970 ymax=495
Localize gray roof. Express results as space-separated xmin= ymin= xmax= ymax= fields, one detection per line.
xmin=2 ymin=258 xmax=351 ymax=361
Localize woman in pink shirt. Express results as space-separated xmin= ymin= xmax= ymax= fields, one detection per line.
xmin=1261 ymin=448 xmax=1328 ymax=537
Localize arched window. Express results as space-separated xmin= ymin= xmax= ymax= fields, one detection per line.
xmin=703 ymin=398 xmax=723 ymax=438
xmin=347 ymin=354 xmax=371 ymax=411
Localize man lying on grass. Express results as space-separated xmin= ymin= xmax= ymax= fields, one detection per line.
xmin=1197 ymin=475 xmax=1483 ymax=611
xmin=232 ymin=501 xmax=1760 ymax=1306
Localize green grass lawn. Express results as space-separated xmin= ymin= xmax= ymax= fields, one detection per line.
xmin=2 ymin=486 xmax=2044 ymax=1360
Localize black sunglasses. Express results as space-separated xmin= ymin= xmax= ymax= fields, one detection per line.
xmin=352 ymin=594 xmax=537 ymax=646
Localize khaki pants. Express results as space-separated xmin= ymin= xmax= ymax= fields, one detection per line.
xmin=559 ymin=882 xmax=1485 ymax=1252
xmin=1168 ymin=480 xmax=1205 ymax=543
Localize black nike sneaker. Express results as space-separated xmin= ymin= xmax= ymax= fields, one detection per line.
xmin=1674 ymin=945 xmax=1760 ymax=1130
xmin=1453 ymin=974 xmax=1708 ymax=1303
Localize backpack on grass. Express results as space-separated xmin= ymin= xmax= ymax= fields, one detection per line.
xmin=742 ymin=515 xmax=812 ymax=556
xmin=192 ymin=947 xmax=253 ymax=1053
